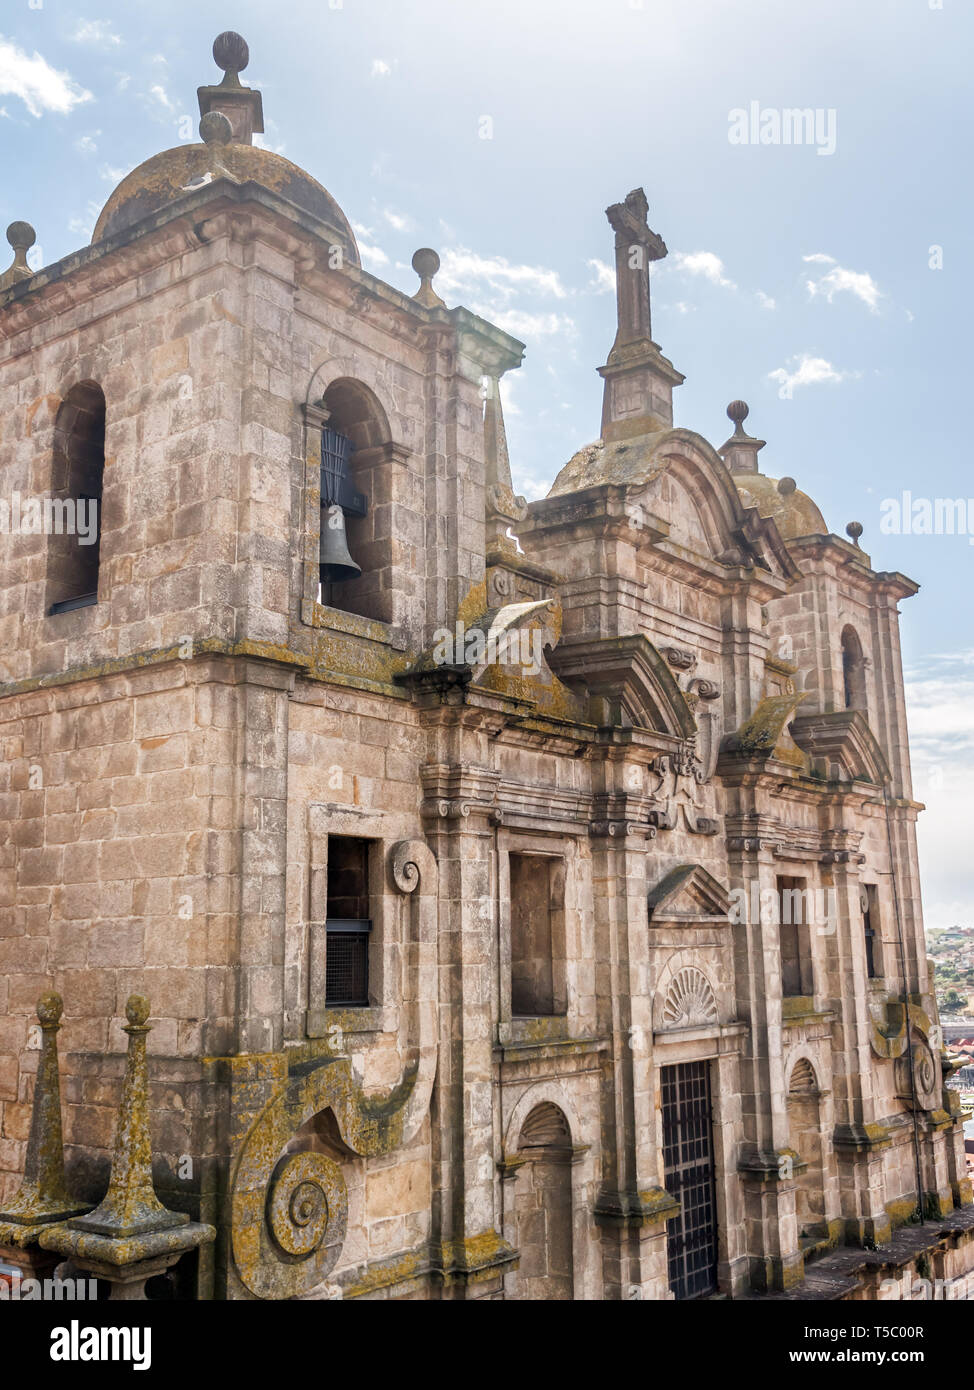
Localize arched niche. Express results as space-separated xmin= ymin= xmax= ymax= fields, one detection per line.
xmin=786 ymin=1056 xmax=828 ymax=1247
xmin=513 ymin=1102 xmax=575 ymax=1300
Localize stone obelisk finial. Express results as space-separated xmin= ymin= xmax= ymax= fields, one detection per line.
xmin=598 ymin=189 xmax=684 ymax=442
xmin=39 ymin=995 xmax=215 ymax=1300
xmin=0 ymin=994 xmax=90 ymax=1231
xmin=69 ymin=996 xmax=187 ymax=1238
xmin=483 ymin=376 xmax=527 ymax=553
xmin=197 ymin=31 xmax=263 ymax=145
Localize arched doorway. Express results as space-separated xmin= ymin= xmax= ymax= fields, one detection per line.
xmin=513 ymin=1102 xmax=574 ymax=1300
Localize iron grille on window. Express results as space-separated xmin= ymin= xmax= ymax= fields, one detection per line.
xmin=325 ymin=919 xmax=371 ymax=1006
xmin=662 ymin=1060 xmax=718 ymax=1300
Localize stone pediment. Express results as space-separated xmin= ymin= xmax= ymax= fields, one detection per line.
xmin=647 ymin=863 xmax=731 ymax=926
xmin=546 ymin=634 xmax=696 ymax=739
xmin=789 ymin=709 xmax=890 ymax=786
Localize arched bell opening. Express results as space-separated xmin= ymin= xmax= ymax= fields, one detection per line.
xmin=316 ymin=378 xmax=394 ymax=623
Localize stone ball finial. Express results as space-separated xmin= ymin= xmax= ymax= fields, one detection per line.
xmin=213 ymin=31 xmax=250 ymax=75
xmin=846 ymin=521 xmax=864 ymax=547
xmin=412 ymin=248 xmax=440 ymax=280
xmin=411 ymin=249 xmax=446 ymax=308
xmin=777 ymin=476 xmax=797 ymax=496
xmin=727 ymin=399 xmax=749 ymax=429
xmin=7 ymin=221 xmax=36 ymax=253
xmin=36 ymin=992 xmax=63 ymax=1026
xmin=125 ymin=994 xmax=151 ymax=1027
xmin=200 ymin=111 xmax=233 ymax=146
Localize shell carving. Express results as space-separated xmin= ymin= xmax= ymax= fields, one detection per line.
xmin=661 ymin=967 xmax=718 ymax=1029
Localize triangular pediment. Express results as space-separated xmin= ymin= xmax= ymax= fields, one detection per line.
xmin=647 ymin=863 xmax=731 ymax=925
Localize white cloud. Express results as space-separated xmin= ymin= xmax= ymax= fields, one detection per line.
xmin=253 ymin=134 xmax=286 ymax=155
xmin=74 ymin=132 xmax=99 ymax=154
xmin=99 ymin=162 xmax=128 ymax=184
xmin=670 ymin=250 xmax=736 ymax=289
xmin=436 ymin=247 xmax=568 ymax=302
xmin=587 ymin=258 xmax=615 ymax=294
xmin=499 ymin=374 xmax=520 ymax=417
xmin=756 ymin=290 xmax=776 ymax=310
xmin=481 ymin=309 xmax=575 ymax=339
xmin=804 ymin=253 xmax=883 ymax=312
xmin=768 ymin=353 xmax=853 ymax=395
xmin=68 ymin=200 xmax=102 ymax=241
xmin=371 ymin=59 xmax=392 ymax=78
xmin=352 ymin=224 xmax=389 ymax=269
xmin=382 ymin=208 xmax=412 ymax=233
xmin=0 ymin=36 xmax=92 ymax=117
xmin=906 ymin=653 xmax=974 ymax=929
xmin=149 ymin=83 xmax=174 ymax=112
xmin=71 ymin=20 xmax=122 ymax=48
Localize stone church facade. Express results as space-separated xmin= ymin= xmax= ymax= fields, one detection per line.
xmin=0 ymin=34 xmax=972 ymax=1300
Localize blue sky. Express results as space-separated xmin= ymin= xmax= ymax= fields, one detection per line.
xmin=1 ymin=0 xmax=971 ymax=929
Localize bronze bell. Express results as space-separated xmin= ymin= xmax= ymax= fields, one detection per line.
xmin=319 ymin=504 xmax=361 ymax=584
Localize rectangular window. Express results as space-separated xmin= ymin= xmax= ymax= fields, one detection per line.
xmin=777 ymin=875 xmax=813 ymax=998
xmin=509 ymin=852 xmax=565 ymax=1018
xmin=325 ymin=837 xmax=371 ymax=1007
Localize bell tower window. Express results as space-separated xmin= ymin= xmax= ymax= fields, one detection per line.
xmin=310 ymin=378 xmax=394 ymax=624
xmin=841 ymin=625 xmax=867 ymax=711
xmin=46 ymin=382 xmax=105 ymax=614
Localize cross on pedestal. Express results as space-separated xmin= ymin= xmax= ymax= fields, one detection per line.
xmin=606 ymin=188 xmax=668 ymax=352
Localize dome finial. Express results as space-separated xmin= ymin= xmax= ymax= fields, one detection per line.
xmin=727 ymin=399 xmax=749 ymax=435
xmin=213 ymin=32 xmax=250 ymax=84
xmin=411 ymin=248 xmax=446 ymax=309
xmin=0 ymin=220 xmax=37 ymax=291
xmin=719 ymin=398 xmax=766 ymax=475
xmin=846 ymin=521 xmax=864 ymax=547
xmin=199 ymin=32 xmax=263 ymax=144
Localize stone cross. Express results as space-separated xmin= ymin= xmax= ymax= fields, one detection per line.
xmin=606 ymin=188 xmax=668 ymax=351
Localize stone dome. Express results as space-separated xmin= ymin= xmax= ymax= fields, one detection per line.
xmin=732 ymin=472 xmax=827 ymax=540
xmin=92 ymin=142 xmax=360 ymax=264
xmin=547 ymin=432 xmax=670 ymax=497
